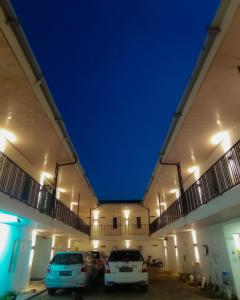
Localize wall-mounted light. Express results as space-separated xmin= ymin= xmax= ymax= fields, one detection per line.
xmin=50 ymin=235 xmax=56 ymax=259
xmin=169 ymin=189 xmax=178 ymax=194
xmin=29 ymin=230 xmax=37 ymax=269
xmin=0 ymin=129 xmax=17 ymax=152
xmin=125 ymin=240 xmax=130 ymax=249
xmin=191 ymin=230 xmax=200 ymax=263
xmin=124 ymin=210 xmax=130 ymax=225
xmin=67 ymin=238 xmax=71 ymax=251
xmin=70 ymin=202 xmax=78 ymax=211
xmin=0 ymin=129 xmax=16 ymax=143
xmin=92 ymin=240 xmax=99 ymax=249
xmin=93 ymin=210 xmax=99 ymax=226
xmin=40 ymin=171 xmax=52 ymax=186
xmin=211 ymin=131 xmax=230 ymax=152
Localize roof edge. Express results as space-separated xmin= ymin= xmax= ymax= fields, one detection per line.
xmin=0 ymin=0 xmax=98 ymax=204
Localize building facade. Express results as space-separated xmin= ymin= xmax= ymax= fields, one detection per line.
xmin=1 ymin=0 xmax=240 ymax=300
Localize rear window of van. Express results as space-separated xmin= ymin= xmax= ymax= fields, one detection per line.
xmin=51 ymin=253 xmax=83 ymax=265
xmin=109 ymin=250 xmax=143 ymax=262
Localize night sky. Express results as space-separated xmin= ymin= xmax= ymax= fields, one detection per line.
xmin=11 ymin=1 xmax=220 ymax=200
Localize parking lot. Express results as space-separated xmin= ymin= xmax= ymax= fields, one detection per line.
xmin=34 ymin=269 xmax=222 ymax=300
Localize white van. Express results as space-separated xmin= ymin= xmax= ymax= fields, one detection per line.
xmin=45 ymin=251 xmax=96 ymax=295
xmin=104 ymin=249 xmax=148 ymax=292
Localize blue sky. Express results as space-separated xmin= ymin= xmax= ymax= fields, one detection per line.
xmin=12 ymin=0 xmax=220 ymax=200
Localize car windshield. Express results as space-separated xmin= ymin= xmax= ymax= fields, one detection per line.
xmin=51 ymin=253 xmax=83 ymax=265
xmin=91 ymin=251 xmax=100 ymax=259
xmin=109 ymin=251 xmax=143 ymax=262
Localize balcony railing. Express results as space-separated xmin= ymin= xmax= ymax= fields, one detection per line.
xmin=150 ymin=139 xmax=240 ymax=234
xmin=91 ymin=224 xmax=149 ymax=237
xmin=0 ymin=151 xmax=89 ymax=235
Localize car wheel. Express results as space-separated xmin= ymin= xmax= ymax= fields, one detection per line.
xmin=141 ymin=285 xmax=148 ymax=292
xmin=47 ymin=289 xmax=56 ymax=296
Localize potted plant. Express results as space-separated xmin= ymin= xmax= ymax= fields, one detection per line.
xmin=0 ymin=291 xmax=17 ymax=300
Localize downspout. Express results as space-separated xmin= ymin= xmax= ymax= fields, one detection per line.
xmin=159 ymin=160 xmax=187 ymax=215
xmin=51 ymin=156 xmax=78 ymax=218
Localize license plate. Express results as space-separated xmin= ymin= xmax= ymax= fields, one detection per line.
xmin=119 ymin=266 xmax=133 ymax=272
xmin=59 ymin=271 xmax=72 ymax=276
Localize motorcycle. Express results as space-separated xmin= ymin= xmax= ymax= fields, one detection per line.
xmin=146 ymin=256 xmax=163 ymax=268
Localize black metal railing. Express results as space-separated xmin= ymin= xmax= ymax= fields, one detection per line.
xmin=150 ymin=139 xmax=240 ymax=234
xmin=0 ymin=151 xmax=89 ymax=235
xmin=91 ymin=224 xmax=149 ymax=237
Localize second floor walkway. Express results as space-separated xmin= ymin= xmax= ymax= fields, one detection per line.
xmin=91 ymin=224 xmax=149 ymax=237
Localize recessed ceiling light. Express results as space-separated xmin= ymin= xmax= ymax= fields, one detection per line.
xmin=188 ymin=166 xmax=199 ymax=174
xmin=0 ymin=129 xmax=16 ymax=143
xmin=211 ymin=131 xmax=228 ymax=145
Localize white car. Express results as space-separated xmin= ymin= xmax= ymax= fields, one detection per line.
xmin=45 ymin=251 xmax=96 ymax=295
xmin=104 ymin=249 xmax=148 ymax=292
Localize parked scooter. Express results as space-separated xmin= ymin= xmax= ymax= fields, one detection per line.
xmin=146 ymin=256 xmax=163 ymax=268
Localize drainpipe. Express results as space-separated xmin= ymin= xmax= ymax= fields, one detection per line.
xmin=51 ymin=155 xmax=77 ymax=218
xmin=157 ymin=192 xmax=162 ymax=214
xmin=159 ymin=160 xmax=187 ymax=215
xmin=77 ymin=193 xmax=81 ymax=217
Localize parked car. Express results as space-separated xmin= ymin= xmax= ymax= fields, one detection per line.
xmin=104 ymin=249 xmax=148 ymax=292
xmin=90 ymin=250 xmax=108 ymax=276
xmin=45 ymin=251 xmax=97 ymax=295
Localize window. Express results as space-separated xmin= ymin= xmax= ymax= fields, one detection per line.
xmin=109 ymin=250 xmax=144 ymax=262
xmin=113 ymin=217 xmax=118 ymax=229
xmin=51 ymin=253 xmax=83 ymax=265
xmin=136 ymin=217 xmax=142 ymax=229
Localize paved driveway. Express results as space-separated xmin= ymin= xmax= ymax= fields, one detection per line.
xmin=35 ymin=269 xmax=223 ymax=300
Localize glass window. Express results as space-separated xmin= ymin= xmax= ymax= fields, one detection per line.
xmin=109 ymin=250 xmax=143 ymax=262
xmin=51 ymin=253 xmax=83 ymax=265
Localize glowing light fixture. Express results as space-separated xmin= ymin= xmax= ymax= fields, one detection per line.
xmin=93 ymin=240 xmax=99 ymax=249
xmin=70 ymin=202 xmax=77 ymax=211
xmin=211 ymin=131 xmax=229 ymax=145
xmin=188 ymin=166 xmax=198 ymax=174
xmin=29 ymin=230 xmax=37 ymax=269
xmin=93 ymin=220 xmax=98 ymax=226
xmin=0 ymin=129 xmax=17 ymax=143
xmin=57 ymin=187 xmax=66 ymax=198
xmin=173 ymin=235 xmax=178 ymax=258
xmin=169 ymin=188 xmax=178 ymax=194
xmin=0 ymin=212 xmax=20 ymax=224
xmin=40 ymin=171 xmax=52 ymax=186
xmin=50 ymin=235 xmax=56 ymax=260
xmin=124 ymin=210 xmax=130 ymax=225
xmin=67 ymin=238 xmax=71 ymax=251
xmin=233 ymin=234 xmax=240 ymax=249
xmin=125 ymin=240 xmax=130 ymax=249
xmin=156 ymin=209 xmax=160 ymax=217
xmin=124 ymin=210 xmax=130 ymax=219
xmin=93 ymin=210 xmax=99 ymax=220
xmin=191 ymin=230 xmax=200 ymax=263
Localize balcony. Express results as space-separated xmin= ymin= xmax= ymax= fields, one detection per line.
xmin=91 ymin=224 xmax=149 ymax=237
xmin=150 ymin=139 xmax=240 ymax=234
xmin=0 ymin=151 xmax=89 ymax=235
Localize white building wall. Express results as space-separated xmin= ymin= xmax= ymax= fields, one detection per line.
xmin=31 ymin=235 xmax=52 ymax=280
xmin=0 ymin=223 xmax=32 ymax=294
